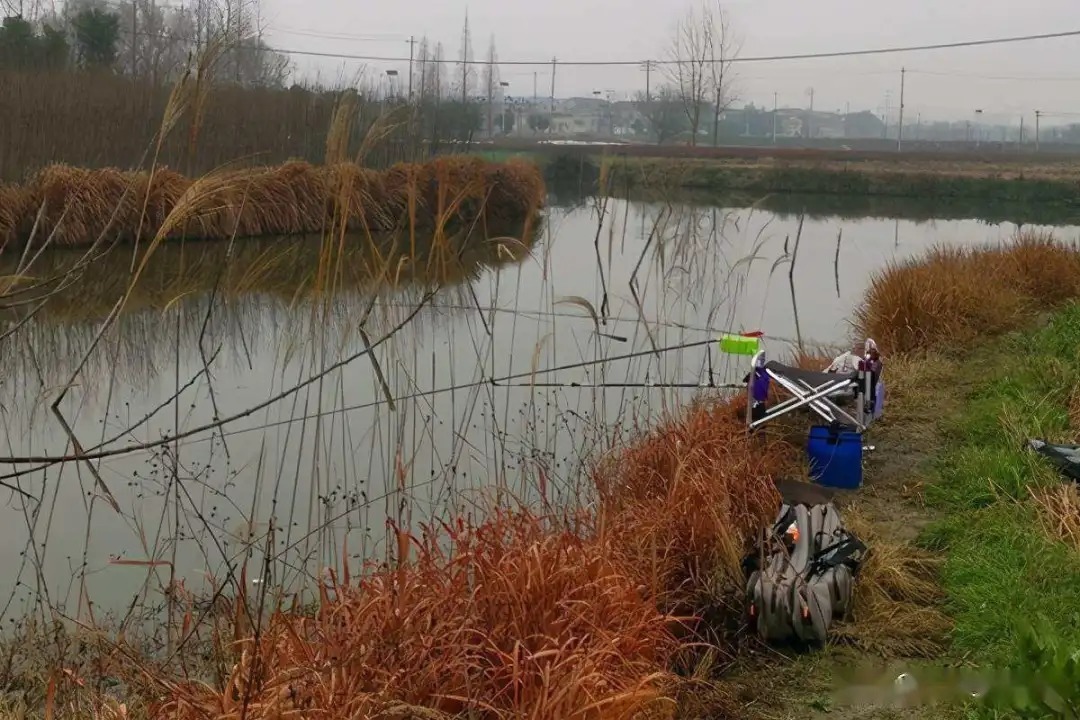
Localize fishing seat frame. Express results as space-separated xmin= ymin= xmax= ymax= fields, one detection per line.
xmin=746 ymin=350 xmax=876 ymax=432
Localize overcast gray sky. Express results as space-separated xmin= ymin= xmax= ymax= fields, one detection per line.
xmin=262 ymin=0 xmax=1080 ymax=126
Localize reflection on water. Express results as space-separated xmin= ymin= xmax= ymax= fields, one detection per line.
xmin=0 ymin=196 xmax=1076 ymax=622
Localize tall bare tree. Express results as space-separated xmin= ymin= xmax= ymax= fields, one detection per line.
xmin=413 ymin=36 xmax=429 ymax=104
xmin=708 ymin=4 xmax=740 ymax=146
xmin=482 ymin=35 xmax=499 ymax=137
xmin=108 ymin=0 xmax=193 ymax=83
xmin=430 ymin=41 xmax=445 ymax=101
xmin=634 ymin=85 xmax=689 ymax=145
xmin=455 ymin=10 xmax=475 ymax=105
xmin=664 ymin=1 xmax=739 ymax=146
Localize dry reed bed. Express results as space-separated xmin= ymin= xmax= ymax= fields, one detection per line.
xmin=594 ymin=399 xmax=795 ymax=622
xmin=855 ymin=232 xmax=1080 ymax=355
xmin=125 ymin=397 xmax=794 ymax=720
xmin=156 ymin=512 xmax=679 ymax=720
xmin=0 ymin=157 xmax=545 ymax=248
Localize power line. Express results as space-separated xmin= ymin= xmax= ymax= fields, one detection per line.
xmin=267 ymin=27 xmax=411 ymax=43
xmin=260 ymin=28 xmax=1080 ymax=67
xmin=908 ymin=68 xmax=1080 ymax=82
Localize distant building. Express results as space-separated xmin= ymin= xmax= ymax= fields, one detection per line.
xmin=843 ymin=111 xmax=887 ymax=139
xmin=549 ymin=96 xmax=618 ymax=136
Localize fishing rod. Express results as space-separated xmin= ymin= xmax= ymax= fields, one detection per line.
xmin=490 ymin=380 xmax=745 ymax=390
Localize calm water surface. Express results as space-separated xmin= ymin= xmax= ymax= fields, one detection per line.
xmin=0 ymin=195 xmax=1072 ymax=620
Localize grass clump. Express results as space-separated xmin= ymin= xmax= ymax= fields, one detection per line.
xmin=6 ymin=157 xmax=545 ymax=247
xmin=0 ymin=182 xmax=30 ymax=248
xmin=594 ymin=396 xmax=800 ymax=648
xmin=1033 ymin=483 xmax=1080 ymax=552
xmin=855 ymin=232 xmax=1080 ymax=354
xmin=832 ymin=508 xmax=952 ymax=658
xmin=105 ymin=396 xmax=799 ymax=719
xmin=155 ymin=511 xmax=678 ymax=720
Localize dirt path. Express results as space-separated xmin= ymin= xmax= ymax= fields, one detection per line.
xmin=716 ymin=352 xmax=986 ymax=720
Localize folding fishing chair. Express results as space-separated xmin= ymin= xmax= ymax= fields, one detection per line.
xmin=745 ymin=349 xmax=874 ymax=432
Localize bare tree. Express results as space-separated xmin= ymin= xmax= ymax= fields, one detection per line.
xmin=708 ymin=4 xmax=740 ymax=146
xmin=413 ymin=36 xmax=429 ymax=105
xmin=482 ymin=35 xmax=499 ymax=137
xmin=455 ymin=10 xmax=475 ymax=104
xmin=108 ymin=0 xmax=193 ymax=83
xmin=190 ymin=0 xmax=289 ymax=87
xmin=664 ymin=1 xmax=739 ymax=146
xmin=634 ymin=85 xmax=689 ymax=145
xmin=5 ymin=0 xmax=44 ymax=21
xmin=430 ymin=41 xmax=445 ymax=101
xmin=77 ymin=0 xmax=288 ymax=86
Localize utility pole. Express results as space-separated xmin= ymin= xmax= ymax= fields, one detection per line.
xmin=533 ymin=71 xmax=537 ymax=102
xmin=896 ymin=67 xmax=906 ymax=152
xmin=407 ymin=36 xmax=415 ymax=101
xmin=883 ymin=90 xmax=891 ymax=139
xmin=772 ymin=91 xmax=778 ymax=144
xmin=806 ymin=87 xmax=814 ymax=139
xmin=1036 ymin=110 xmax=1041 ymax=152
xmin=550 ymin=56 xmax=556 ymax=115
xmin=643 ymin=60 xmax=652 ymax=103
xmin=1019 ymin=115 xmax=1024 ymax=147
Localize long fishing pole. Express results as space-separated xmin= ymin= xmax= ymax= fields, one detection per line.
xmin=0 ymin=336 xmax=754 ymax=472
xmin=490 ymin=380 xmax=744 ymax=390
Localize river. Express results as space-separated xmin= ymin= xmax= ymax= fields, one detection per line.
xmin=0 ymin=193 xmax=1073 ymax=623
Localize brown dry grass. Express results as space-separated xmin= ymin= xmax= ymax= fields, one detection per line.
xmin=0 ymin=182 xmax=31 ymax=248
xmin=151 ymin=511 xmax=679 ymax=720
xmin=1068 ymin=386 xmax=1080 ymax=440
xmin=4 ymin=157 xmax=545 ymax=248
xmin=791 ymin=349 xmax=839 ymax=378
xmin=855 ymin=232 xmax=1080 ymax=354
xmin=832 ymin=507 xmax=953 ymax=658
xmin=151 ymin=397 xmax=795 ymax=718
xmin=67 ymin=396 xmax=797 ymax=720
xmin=594 ymin=396 xmax=800 ymax=639
xmin=1033 ymin=484 xmax=1080 ymax=553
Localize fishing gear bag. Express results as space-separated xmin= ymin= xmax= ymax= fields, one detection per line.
xmin=744 ymin=502 xmax=866 ymax=646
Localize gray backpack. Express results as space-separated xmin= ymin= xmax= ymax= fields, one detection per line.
xmin=744 ymin=502 xmax=866 ymax=646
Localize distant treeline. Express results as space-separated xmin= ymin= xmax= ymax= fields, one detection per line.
xmin=0 ymin=68 xmax=496 ymax=181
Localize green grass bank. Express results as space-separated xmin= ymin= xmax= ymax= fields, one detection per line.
xmin=921 ymin=305 xmax=1080 ymax=717
xmin=470 ymin=146 xmax=1080 ymax=210
xmin=605 ymin=156 xmax=1080 ymax=207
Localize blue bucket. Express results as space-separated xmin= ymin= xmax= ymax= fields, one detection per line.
xmin=807 ymin=425 xmax=863 ymax=489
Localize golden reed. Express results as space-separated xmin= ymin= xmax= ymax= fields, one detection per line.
xmin=0 ymin=156 xmax=545 ymax=248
